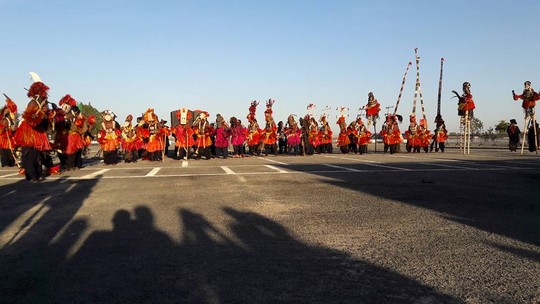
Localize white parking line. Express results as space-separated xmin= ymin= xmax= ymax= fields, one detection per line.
xmin=264 ymin=165 xmax=288 ymax=173
xmin=0 ymin=190 xmax=16 ymax=199
xmin=324 ymin=164 xmax=361 ymax=172
xmin=220 ymin=166 xmax=236 ymax=174
xmin=260 ymin=157 xmax=287 ymax=165
xmin=0 ymin=172 xmax=21 ymax=178
xmin=325 ymin=155 xmax=411 ymax=171
xmin=81 ymin=169 xmax=110 ymax=179
xmin=417 ymin=162 xmax=476 ymax=169
xmin=146 ymin=167 xmax=162 ymax=176
xmin=1 ymin=197 xmax=51 ymax=249
xmin=181 ymin=160 xmax=188 ymax=167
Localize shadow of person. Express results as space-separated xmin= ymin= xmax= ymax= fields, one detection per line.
xmin=57 ymin=207 xmax=178 ymax=303
xmin=220 ymin=207 xmax=459 ymax=303
xmin=0 ymin=177 xmax=98 ymax=303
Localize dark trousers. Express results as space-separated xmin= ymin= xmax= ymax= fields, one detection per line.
xmin=359 ymin=145 xmax=368 ymax=154
xmin=0 ymin=149 xmax=15 ymax=167
xmin=216 ymin=147 xmax=228 ymax=158
xmin=103 ymin=150 xmax=118 ymax=165
xmin=21 ymin=146 xmax=42 ymax=180
xmin=124 ymin=149 xmax=139 ymax=163
xmin=264 ymin=143 xmax=278 ymax=156
xmin=197 ymin=147 xmax=211 ymax=159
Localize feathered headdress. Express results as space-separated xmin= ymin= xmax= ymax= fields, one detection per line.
xmin=59 ymin=94 xmax=77 ymax=114
xmin=143 ymin=108 xmax=158 ymax=123
xmin=265 ymin=99 xmax=275 ymax=121
xmin=27 ymin=82 xmax=49 ymax=99
xmin=2 ymin=98 xmax=17 ymax=118
xmin=247 ymin=100 xmax=259 ymax=122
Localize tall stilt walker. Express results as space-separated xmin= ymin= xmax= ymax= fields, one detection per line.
xmin=453 ymin=82 xmax=476 ymax=154
xmin=431 ymin=58 xmax=448 ymax=152
xmin=512 ymin=81 xmax=539 ymax=154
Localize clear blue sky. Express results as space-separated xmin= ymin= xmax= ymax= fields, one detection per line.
xmin=1 ymin=0 xmax=539 ymax=132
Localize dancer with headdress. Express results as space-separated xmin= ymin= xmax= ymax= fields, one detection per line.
xmin=173 ymin=108 xmax=195 ymax=160
xmin=380 ymin=114 xmax=403 ymax=154
xmin=336 ymin=107 xmax=350 ymax=154
xmin=430 ymin=117 xmax=448 ymax=152
xmin=214 ymin=114 xmax=230 ymax=159
xmin=507 ymin=119 xmax=521 ymax=152
xmin=262 ymin=99 xmax=278 ymax=156
xmin=365 ymin=92 xmax=381 ymax=131
xmin=97 ymin=110 xmax=121 ymax=165
xmin=231 ymin=116 xmax=247 ymax=158
xmin=121 ymin=114 xmax=144 ymax=162
xmin=141 ymin=108 xmax=167 ymax=161
xmin=192 ymin=111 xmax=213 ymax=159
xmin=357 ymin=116 xmax=372 ymax=155
xmin=319 ymin=108 xmax=333 ymax=154
xmin=14 ymin=76 xmax=54 ymax=181
xmin=453 ymin=82 xmax=476 ymax=154
xmin=512 ymin=81 xmax=539 ymax=153
xmin=285 ymin=115 xmax=302 ymax=155
xmin=56 ymin=94 xmax=87 ymax=170
xmin=246 ymin=101 xmax=262 ymax=156
xmin=347 ymin=120 xmax=359 ymax=154
xmin=0 ymin=97 xmax=18 ymax=167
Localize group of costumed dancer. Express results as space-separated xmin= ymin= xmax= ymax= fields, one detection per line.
xmin=1 ymin=61 xmax=539 ymax=182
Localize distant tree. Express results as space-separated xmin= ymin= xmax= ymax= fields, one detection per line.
xmin=470 ymin=117 xmax=484 ymax=136
xmin=78 ymin=102 xmax=102 ymax=137
xmin=483 ymin=127 xmax=498 ymax=145
xmin=495 ymin=120 xmax=510 ymax=135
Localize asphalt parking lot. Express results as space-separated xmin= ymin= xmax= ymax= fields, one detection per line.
xmin=1 ymin=146 xmax=539 ymax=303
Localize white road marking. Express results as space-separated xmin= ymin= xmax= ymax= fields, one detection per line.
xmin=417 ymin=162 xmax=476 ymax=170
xmin=260 ymin=157 xmax=288 ymax=165
xmin=324 ymin=164 xmax=361 ymax=172
xmin=0 ymin=190 xmax=16 ymax=199
xmin=0 ymin=197 xmax=51 ymax=249
xmin=146 ymin=167 xmax=162 ymax=176
xmin=220 ymin=166 xmax=236 ymax=175
xmin=0 ymin=172 xmax=21 ymax=178
xmin=81 ymin=169 xmax=110 ymax=179
xmin=65 ymin=184 xmax=77 ymax=193
xmin=264 ymin=165 xmax=288 ymax=173
xmin=181 ymin=160 xmax=188 ymax=167
xmin=325 ymin=155 xmax=411 ymax=171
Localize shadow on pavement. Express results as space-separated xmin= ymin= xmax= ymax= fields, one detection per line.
xmin=278 ymin=159 xmax=540 ymax=250
xmin=1 ymin=204 xmax=459 ymax=303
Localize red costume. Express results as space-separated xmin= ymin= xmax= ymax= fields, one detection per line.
xmin=192 ymin=111 xmax=213 ymax=159
xmin=174 ymin=108 xmax=195 ymax=159
xmin=0 ymin=98 xmax=17 ymax=167
xmin=365 ymin=92 xmax=381 ymax=119
xmin=14 ymin=80 xmax=57 ymax=181
xmin=336 ymin=116 xmax=350 ymax=153
xmin=513 ymin=81 xmax=540 ymax=116
xmin=97 ymin=110 xmax=121 ymax=165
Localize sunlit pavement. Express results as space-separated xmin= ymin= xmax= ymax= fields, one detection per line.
xmin=1 ymin=146 xmax=539 ymax=303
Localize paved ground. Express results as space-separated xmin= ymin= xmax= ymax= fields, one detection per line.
xmin=1 ymin=146 xmax=539 ymax=303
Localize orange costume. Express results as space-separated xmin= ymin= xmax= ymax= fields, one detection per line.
xmin=97 ymin=110 xmax=121 ymax=165
xmin=336 ymin=116 xmax=350 ymax=153
xmin=14 ymin=81 xmax=54 ymax=181
xmin=192 ymin=111 xmax=214 ymax=159
xmin=0 ymin=98 xmax=17 ymax=167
